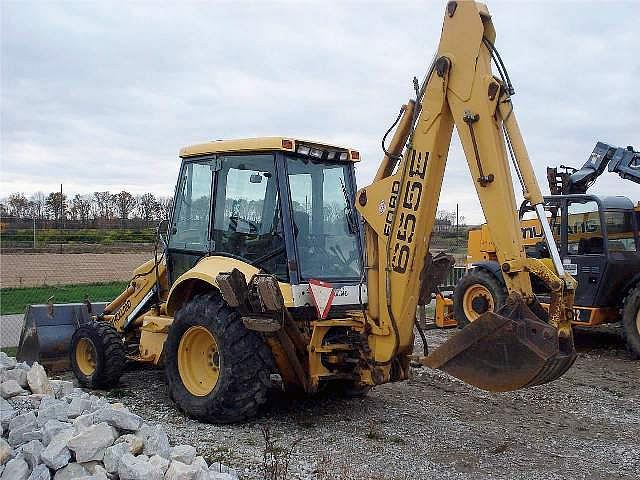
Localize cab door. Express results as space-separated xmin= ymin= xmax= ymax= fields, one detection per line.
xmin=166 ymin=159 xmax=214 ymax=284
xmin=565 ymin=197 xmax=607 ymax=306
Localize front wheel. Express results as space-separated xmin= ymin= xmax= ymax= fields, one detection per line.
xmin=164 ymin=292 xmax=273 ymax=423
xmin=70 ymin=320 xmax=126 ymax=389
xmin=453 ymin=269 xmax=508 ymax=328
xmin=622 ymin=285 xmax=640 ymax=359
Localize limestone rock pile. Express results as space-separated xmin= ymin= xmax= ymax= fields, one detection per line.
xmin=0 ymin=352 xmax=238 ymax=480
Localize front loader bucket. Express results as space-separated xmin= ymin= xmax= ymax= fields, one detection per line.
xmin=16 ymin=302 xmax=106 ymax=372
xmin=425 ymin=299 xmax=576 ymax=392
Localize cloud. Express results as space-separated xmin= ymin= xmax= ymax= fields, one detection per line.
xmin=1 ymin=0 xmax=638 ymax=223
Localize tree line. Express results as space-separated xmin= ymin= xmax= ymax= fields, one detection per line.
xmin=0 ymin=191 xmax=173 ymax=226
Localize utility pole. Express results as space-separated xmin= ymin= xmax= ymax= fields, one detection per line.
xmin=456 ymin=203 xmax=459 ymax=248
xmin=60 ymin=184 xmax=64 ymax=230
xmin=33 ymin=216 xmax=36 ymax=249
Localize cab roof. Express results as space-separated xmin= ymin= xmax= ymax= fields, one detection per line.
xmin=180 ymin=137 xmax=360 ymax=162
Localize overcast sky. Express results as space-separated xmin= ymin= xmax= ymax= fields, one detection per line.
xmin=1 ymin=0 xmax=638 ymax=223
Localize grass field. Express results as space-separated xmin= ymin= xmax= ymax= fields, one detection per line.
xmin=0 ymin=281 xmax=127 ymax=315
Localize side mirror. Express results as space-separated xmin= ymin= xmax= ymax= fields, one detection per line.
xmin=250 ymin=174 xmax=263 ymax=184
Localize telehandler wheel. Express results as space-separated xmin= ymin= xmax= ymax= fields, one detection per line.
xmin=453 ymin=269 xmax=508 ymax=328
xmin=622 ymin=285 xmax=640 ymax=359
xmin=70 ymin=320 xmax=126 ymax=389
xmin=164 ymin=291 xmax=273 ymax=424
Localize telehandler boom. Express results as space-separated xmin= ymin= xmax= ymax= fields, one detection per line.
xmin=19 ymin=1 xmax=577 ymax=422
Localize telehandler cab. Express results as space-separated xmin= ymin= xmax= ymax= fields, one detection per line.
xmin=18 ymin=1 xmax=578 ymax=423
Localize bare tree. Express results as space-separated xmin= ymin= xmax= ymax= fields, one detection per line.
xmin=113 ymin=191 xmax=137 ymax=223
xmin=45 ymin=191 xmax=67 ymax=221
xmin=8 ymin=193 xmax=29 ymax=218
xmin=157 ymin=196 xmax=174 ymax=221
xmin=70 ymin=194 xmax=92 ymax=225
xmin=30 ymin=191 xmax=46 ymax=219
xmin=92 ymin=191 xmax=114 ymax=220
xmin=137 ymin=192 xmax=159 ymax=222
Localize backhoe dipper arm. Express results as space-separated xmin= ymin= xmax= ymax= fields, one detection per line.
xmin=355 ymin=1 xmax=576 ymax=391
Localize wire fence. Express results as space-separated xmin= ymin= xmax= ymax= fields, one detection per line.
xmin=0 ymin=230 xmax=470 ymax=349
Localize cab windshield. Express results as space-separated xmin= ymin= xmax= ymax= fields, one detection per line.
xmin=286 ymin=156 xmax=362 ymax=280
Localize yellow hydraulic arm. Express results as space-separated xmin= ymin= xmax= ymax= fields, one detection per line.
xmin=355 ymin=0 xmax=577 ymax=391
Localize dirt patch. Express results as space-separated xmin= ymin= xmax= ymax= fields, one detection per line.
xmin=76 ymin=326 xmax=640 ymax=480
xmin=1 ymin=252 xmax=152 ymax=287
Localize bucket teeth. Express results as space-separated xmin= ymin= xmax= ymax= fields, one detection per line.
xmin=425 ymin=299 xmax=576 ymax=392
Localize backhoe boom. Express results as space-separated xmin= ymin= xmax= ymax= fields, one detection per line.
xmin=355 ymin=0 xmax=577 ymax=391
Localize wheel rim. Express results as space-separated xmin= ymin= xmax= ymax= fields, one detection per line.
xmin=75 ymin=338 xmax=97 ymax=376
xmin=462 ymin=284 xmax=495 ymax=322
xmin=636 ymin=307 xmax=640 ymax=334
xmin=178 ymin=326 xmax=220 ymax=397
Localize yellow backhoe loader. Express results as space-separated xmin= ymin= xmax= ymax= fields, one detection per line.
xmin=18 ymin=1 xmax=578 ymax=423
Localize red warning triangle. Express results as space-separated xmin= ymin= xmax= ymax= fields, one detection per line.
xmin=308 ymin=279 xmax=335 ymax=319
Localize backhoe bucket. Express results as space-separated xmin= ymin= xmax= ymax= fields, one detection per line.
xmin=424 ymin=299 xmax=576 ymax=391
xmin=16 ymin=302 xmax=106 ymax=372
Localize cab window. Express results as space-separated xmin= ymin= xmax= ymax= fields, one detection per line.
xmin=211 ymin=155 xmax=287 ymax=279
xmin=604 ymin=210 xmax=637 ymax=252
xmin=169 ymin=161 xmax=212 ymax=251
xmin=567 ymin=200 xmax=602 ymax=255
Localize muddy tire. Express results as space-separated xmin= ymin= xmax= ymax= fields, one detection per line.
xmin=453 ymin=269 xmax=508 ymax=328
xmin=164 ymin=291 xmax=273 ymax=423
xmin=622 ymin=285 xmax=640 ymax=359
xmin=70 ymin=320 xmax=126 ymax=389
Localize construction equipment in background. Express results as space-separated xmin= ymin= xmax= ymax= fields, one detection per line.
xmin=19 ymin=1 xmax=578 ymax=423
xmin=437 ymin=142 xmax=640 ymax=357
xmin=547 ymin=142 xmax=640 ymax=195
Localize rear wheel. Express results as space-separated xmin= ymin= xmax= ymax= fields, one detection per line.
xmin=70 ymin=321 xmax=126 ymax=389
xmin=453 ymin=269 xmax=508 ymax=327
xmin=164 ymin=292 xmax=273 ymax=423
xmin=622 ymin=285 xmax=640 ymax=359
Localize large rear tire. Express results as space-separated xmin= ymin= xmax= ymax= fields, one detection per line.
xmin=622 ymin=285 xmax=640 ymax=359
xmin=70 ymin=320 xmax=126 ymax=389
xmin=164 ymin=291 xmax=273 ymax=423
xmin=453 ymin=269 xmax=508 ymax=328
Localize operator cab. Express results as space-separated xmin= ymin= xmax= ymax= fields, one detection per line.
xmin=521 ymin=194 xmax=640 ymax=316
xmin=166 ymin=137 xmax=365 ymax=313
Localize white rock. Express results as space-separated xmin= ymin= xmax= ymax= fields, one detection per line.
xmin=0 ymin=439 xmax=11 ymax=465
xmin=26 ymin=363 xmax=53 ymax=396
xmin=9 ymin=411 xmax=36 ymax=431
xmin=4 ymin=368 xmax=28 ymax=389
xmin=0 ymin=397 xmax=16 ymax=428
xmin=1 ymin=456 xmax=29 ymax=480
xmin=114 ymin=433 xmax=144 ymax=455
xmin=193 ymin=456 xmax=207 ymax=471
xmin=72 ymin=413 xmax=94 ymax=433
xmin=138 ymin=424 xmax=170 ymax=459
xmin=48 ymin=381 xmax=73 ymax=400
xmin=67 ymin=422 xmax=117 ymax=462
xmin=118 ymin=453 xmax=163 ymax=480
xmin=37 ymin=398 xmax=69 ymax=427
xmin=93 ymin=406 xmax=142 ymax=431
xmin=149 ymin=454 xmax=169 ymax=474
xmin=20 ymin=439 xmax=43 ymax=469
xmin=165 ymin=460 xmax=202 ymax=480
xmin=28 ymin=394 xmax=47 ymax=409
xmin=0 ymin=353 xmax=16 ymax=370
xmin=1 ymin=380 xmax=27 ymax=398
xmin=52 ymin=462 xmax=88 ymax=480
xmin=170 ymin=445 xmax=197 ymax=465
xmin=103 ymin=442 xmax=129 ymax=473
xmin=40 ymin=428 xmax=74 ymax=470
xmin=8 ymin=413 xmax=42 ymax=447
xmin=67 ymin=398 xmax=92 ymax=418
xmin=27 ymin=464 xmax=51 ymax=480
xmin=42 ymin=420 xmax=73 ymax=446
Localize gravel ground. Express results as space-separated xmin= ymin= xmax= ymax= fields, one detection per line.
xmin=75 ymin=326 xmax=639 ymax=480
